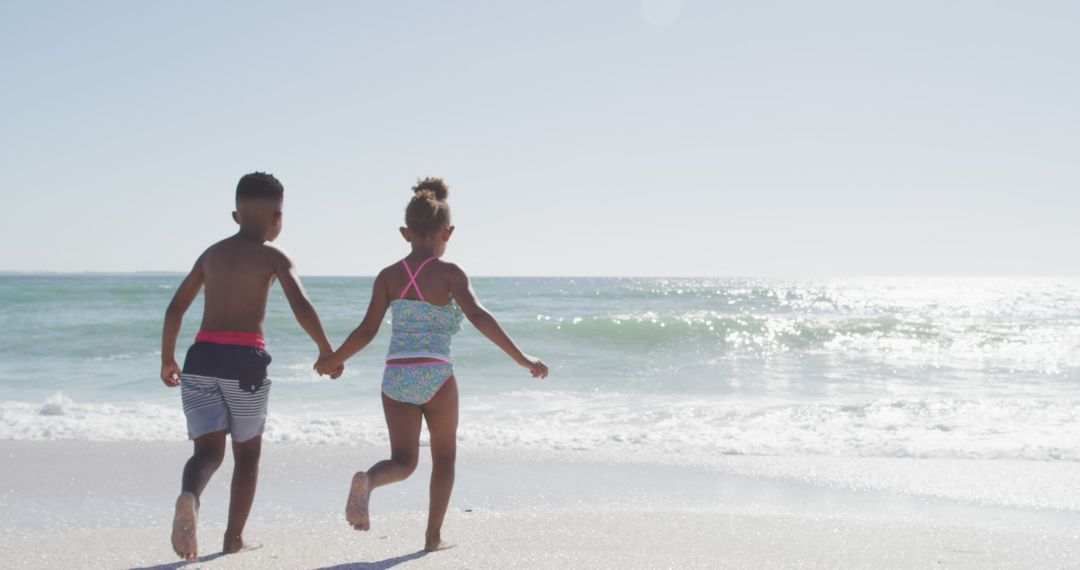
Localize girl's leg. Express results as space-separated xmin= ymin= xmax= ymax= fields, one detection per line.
xmin=346 ymin=394 xmax=423 ymax=530
xmin=421 ymin=376 xmax=459 ymax=551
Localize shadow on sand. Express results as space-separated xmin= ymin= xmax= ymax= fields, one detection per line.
xmin=317 ymin=550 xmax=430 ymax=570
xmin=131 ymin=550 xmax=427 ymax=570
xmin=130 ymin=551 xmax=225 ymax=570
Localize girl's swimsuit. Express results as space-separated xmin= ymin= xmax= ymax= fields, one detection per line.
xmin=382 ymin=256 xmax=464 ymax=405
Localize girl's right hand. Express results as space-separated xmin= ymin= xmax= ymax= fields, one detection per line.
xmin=521 ymin=354 xmax=549 ymax=379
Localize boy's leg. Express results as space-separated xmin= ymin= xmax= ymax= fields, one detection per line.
xmin=174 ymin=430 xmax=227 ymax=562
xmin=215 ymin=358 xmax=271 ymax=553
xmin=346 ymin=394 xmax=423 ymax=530
xmin=182 ymin=430 xmax=228 ymax=495
xmin=224 ymin=434 xmax=262 ymax=553
xmin=421 ymin=376 xmax=459 ymax=551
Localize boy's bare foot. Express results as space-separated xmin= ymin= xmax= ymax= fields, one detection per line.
xmin=423 ymin=537 xmax=453 ymax=550
xmin=171 ymin=492 xmax=199 ymax=562
xmin=424 ymin=532 xmax=455 ymax=552
xmin=223 ymin=533 xmax=262 ymax=555
xmin=345 ymin=471 xmax=371 ymax=530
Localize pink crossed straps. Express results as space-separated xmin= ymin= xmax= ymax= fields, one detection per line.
xmin=399 ymin=256 xmax=439 ymax=301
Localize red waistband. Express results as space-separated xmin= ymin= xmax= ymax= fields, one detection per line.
xmin=195 ymin=331 xmax=266 ymax=349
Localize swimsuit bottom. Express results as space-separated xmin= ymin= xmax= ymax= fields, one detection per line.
xmin=382 ymin=361 xmax=454 ymax=405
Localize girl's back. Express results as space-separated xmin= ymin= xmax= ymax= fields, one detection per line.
xmin=384 ymin=256 xmax=464 ymax=363
xmin=381 ymin=256 xmax=455 ymax=307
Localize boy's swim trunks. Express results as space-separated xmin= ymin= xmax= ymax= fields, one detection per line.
xmin=180 ymin=332 xmax=272 ymax=442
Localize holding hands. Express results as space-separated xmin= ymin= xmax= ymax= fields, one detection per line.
xmin=314 ymin=352 xmax=345 ymax=379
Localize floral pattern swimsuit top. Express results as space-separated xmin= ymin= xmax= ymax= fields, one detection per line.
xmin=386 ymin=256 xmax=464 ymax=363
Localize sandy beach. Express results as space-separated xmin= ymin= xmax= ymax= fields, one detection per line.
xmin=2 ymin=440 xmax=1077 ymax=569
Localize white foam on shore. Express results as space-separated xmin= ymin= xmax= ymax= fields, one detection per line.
xmin=3 ymin=391 xmax=1078 ymax=461
xmin=0 ymin=394 xmax=186 ymax=440
xmin=3 ymin=393 xmax=1080 ymax=512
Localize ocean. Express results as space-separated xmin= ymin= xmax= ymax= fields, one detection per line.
xmin=1 ymin=275 xmax=1078 ymax=464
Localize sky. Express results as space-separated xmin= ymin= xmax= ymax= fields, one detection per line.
xmin=0 ymin=1 xmax=1077 ymax=277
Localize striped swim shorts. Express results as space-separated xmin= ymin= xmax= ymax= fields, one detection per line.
xmin=180 ymin=340 xmax=272 ymax=442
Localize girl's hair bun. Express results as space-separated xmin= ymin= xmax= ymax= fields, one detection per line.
xmin=411 ymin=177 xmax=449 ymax=202
xmin=405 ymin=177 xmax=452 ymax=234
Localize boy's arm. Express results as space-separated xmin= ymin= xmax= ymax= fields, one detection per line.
xmin=448 ymin=265 xmax=548 ymax=378
xmin=161 ymin=257 xmax=205 ymax=387
xmin=316 ymin=270 xmax=391 ymax=373
xmin=274 ymin=251 xmax=335 ymax=361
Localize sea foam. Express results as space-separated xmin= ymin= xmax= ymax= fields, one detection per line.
xmin=4 ymin=392 xmax=1077 ymax=463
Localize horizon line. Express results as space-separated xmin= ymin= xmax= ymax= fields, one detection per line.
xmin=2 ymin=270 xmax=1079 ymax=280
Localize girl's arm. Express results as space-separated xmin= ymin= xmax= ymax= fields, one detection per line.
xmin=315 ymin=269 xmax=392 ymax=374
xmin=448 ymin=264 xmax=548 ymax=378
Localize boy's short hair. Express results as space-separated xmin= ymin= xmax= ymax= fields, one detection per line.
xmin=236 ymin=172 xmax=284 ymax=201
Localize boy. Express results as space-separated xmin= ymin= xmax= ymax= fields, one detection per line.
xmin=159 ymin=172 xmax=341 ymax=561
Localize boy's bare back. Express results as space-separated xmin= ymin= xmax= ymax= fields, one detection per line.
xmin=197 ymin=235 xmax=288 ymax=334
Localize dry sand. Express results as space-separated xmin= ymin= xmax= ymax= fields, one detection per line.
xmin=1 ymin=441 xmax=1077 ymax=569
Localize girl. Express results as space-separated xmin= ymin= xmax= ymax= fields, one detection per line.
xmin=315 ymin=178 xmax=548 ymax=551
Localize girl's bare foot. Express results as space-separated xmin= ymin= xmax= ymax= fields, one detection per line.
xmin=345 ymin=471 xmax=371 ymax=530
xmin=171 ymin=492 xmax=199 ymax=562
xmin=424 ymin=531 xmax=455 ymax=552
